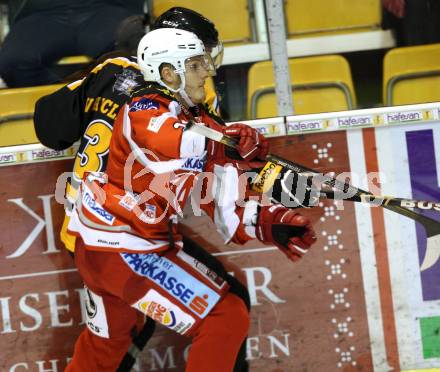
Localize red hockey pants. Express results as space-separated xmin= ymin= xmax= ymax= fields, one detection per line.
xmin=66 ymin=239 xmax=249 ymax=371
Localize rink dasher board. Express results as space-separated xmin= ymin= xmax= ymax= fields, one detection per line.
xmin=1 ymin=102 xmax=440 ymax=167
xmin=1 ymin=102 xmax=440 ymax=371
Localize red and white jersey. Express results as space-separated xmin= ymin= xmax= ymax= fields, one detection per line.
xmin=68 ymin=85 xmax=258 ymax=253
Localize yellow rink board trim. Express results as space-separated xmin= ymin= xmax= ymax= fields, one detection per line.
xmin=0 ymin=102 xmax=440 ymax=167
xmin=403 ymin=369 xmax=440 ymax=372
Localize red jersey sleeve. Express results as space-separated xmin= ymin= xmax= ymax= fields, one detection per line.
xmin=127 ymin=96 xmax=183 ymax=160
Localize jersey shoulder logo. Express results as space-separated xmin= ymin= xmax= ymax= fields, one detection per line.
xmin=130 ymin=97 xmax=160 ymax=112
xmin=113 ymin=69 xmax=141 ymax=96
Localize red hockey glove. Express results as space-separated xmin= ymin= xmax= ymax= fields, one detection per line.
xmin=223 ymin=123 xmax=269 ymax=161
xmin=256 ymin=204 xmax=317 ymax=262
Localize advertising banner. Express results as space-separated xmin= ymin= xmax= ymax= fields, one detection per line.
xmin=348 ymin=120 xmax=440 ymax=371
xmin=0 ymin=103 xmax=439 ymax=371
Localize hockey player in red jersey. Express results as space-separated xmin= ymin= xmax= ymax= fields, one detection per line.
xmin=34 ymin=9 xmax=252 ymax=370
xmin=65 ymin=28 xmax=316 ymax=371
xmin=34 ymin=7 xmax=224 ymax=255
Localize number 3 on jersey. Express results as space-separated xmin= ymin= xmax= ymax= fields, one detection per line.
xmin=73 ymin=119 xmax=113 ymax=182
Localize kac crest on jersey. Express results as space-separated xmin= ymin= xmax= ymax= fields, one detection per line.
xmin=129 ymin=98 xmax=160 ymax=112
xmin=113 ymin=69 xmax=141 ymax=96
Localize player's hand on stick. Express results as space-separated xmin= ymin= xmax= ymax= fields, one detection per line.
xmin=223 ymin=123 xmax=269 ymax=161
xmin=256 ymin=204 xmax=317 ymax=262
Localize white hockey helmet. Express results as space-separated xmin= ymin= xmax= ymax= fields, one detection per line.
xmin=137 ymin=28 xmax=209 ymax=92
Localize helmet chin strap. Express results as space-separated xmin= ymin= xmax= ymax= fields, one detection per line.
xmin=178 ymin=89 xmax=195 ymax=107
xmin=158 ymin=72 xmax=195 ymax=107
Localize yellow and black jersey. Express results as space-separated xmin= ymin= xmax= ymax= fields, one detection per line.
xmin=34 ymin=56 xmax=142 ymax=151
xmin=34 ymin=56 xmax=144 ymax=251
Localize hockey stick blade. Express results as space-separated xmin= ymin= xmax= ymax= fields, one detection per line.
xmin=419 ymin=217 xmax=440 ymax=271
xmin=187 ymin=122 xmax=440 ymax=270
xmin=423 ymin=235 xmax=440 ymax=271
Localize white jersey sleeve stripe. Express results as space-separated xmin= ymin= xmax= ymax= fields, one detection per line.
xmin=68 ymin=209 xmax=171 ymax=252
xmin=180 ymin=129 xmax=206 ymax=158
xmin=212 ymin=164 xmax=240 ymax=243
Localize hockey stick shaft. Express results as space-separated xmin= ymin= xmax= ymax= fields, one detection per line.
xmin=318 ymin=189 xmax=440 ymax=211
xmin=187 ymin=121 xmax=440 ymax=271
xmin=265 ymin=154 xmax=440 ymax=271
xmin=266 ymin=154 xmax=440 ymax=226
xmin=188 ymin=123 xmax=440 ymax=212
xmin=267 ymin=154 xmax=440 ymax=213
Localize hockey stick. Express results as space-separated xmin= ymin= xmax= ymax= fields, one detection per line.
xmin=277 ymin=166 xmax=440 ymax=211
xmin=187 ymin=121 xmax=440 ymax=271
xmin=188 ymin=123 xmax=440 ymax=211
xmin=317 ymin=189 xmax=440 ymax=211
xmin=268 ymin=154 xmax=440 ymax=210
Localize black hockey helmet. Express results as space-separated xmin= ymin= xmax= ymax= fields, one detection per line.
xmin=153 ymin=7 xmax=219 ymax=48
xmin=153 ymin=7 xmax=223 ymax=69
